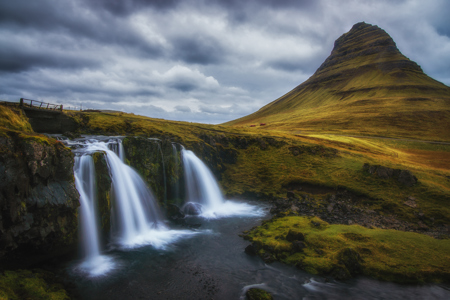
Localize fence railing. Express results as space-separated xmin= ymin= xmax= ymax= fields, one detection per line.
xmin=19 ymin=98 xmax=63 ymax=111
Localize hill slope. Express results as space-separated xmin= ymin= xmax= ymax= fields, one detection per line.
xmin=226 ymin=22 xmax=450 ymax=141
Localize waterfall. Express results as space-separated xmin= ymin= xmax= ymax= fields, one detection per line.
xmin=67 ymin=137 xmax=197 ymax=256
xmin=74 ymin=154 xmax=115 ymax=277
xmin=182 ymin=149 xmax=224 ymax=212
xmin=75 ymin=155 xmax=101 ymax=259
xmin=87 ymin=142 xmax=165 ymax=247
xmin=181 ymin=149 xmax=262 ymax=218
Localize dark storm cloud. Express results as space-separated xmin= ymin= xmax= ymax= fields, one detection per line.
xmin=0 ymin=0 xmax=164 ymax=61
xmin=84 ymin=0 xmax=183 ymax=17
xmin=0 ymin=42 xmax=100 ymax=73
xmin=1 ymin=0 xmax=449 ymax=124
xmin=171 ymin=35 xmax=227 ymax=65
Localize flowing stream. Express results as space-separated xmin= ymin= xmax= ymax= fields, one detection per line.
xmin=61 ymin=136 xmax=450 ymax=299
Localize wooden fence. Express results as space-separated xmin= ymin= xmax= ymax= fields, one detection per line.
xmin=19 ymin=98 xmax=63 ymax=111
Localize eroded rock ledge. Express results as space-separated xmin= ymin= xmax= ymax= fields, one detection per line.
xmin=0 ymin=132 xmax=79 ymax=266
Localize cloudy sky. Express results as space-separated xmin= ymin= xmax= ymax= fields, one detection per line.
xmin=1 ymin=0 xmax=449 ymax=123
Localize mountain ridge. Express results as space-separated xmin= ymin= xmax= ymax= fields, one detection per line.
xmin=226 ymin=22 xmax=450 ymax=141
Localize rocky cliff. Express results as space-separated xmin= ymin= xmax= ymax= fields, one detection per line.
xmin=0 ymin=131 xmax=79 ymax=266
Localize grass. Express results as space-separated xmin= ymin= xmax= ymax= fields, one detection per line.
xmin=225 ymin=24 xmax=450 ymax=142
xmin=247 ymin=216 xmax=450 ymax=283
xmin=0 ymin=105 xmax=33 ymax=133
xmin=0 ymin=269 xmax=69 ymax=300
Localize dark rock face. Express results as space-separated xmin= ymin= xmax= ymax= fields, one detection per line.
xmin=244 ymin=244 xmax=257 ymax=256
xmin=291 ymin=241 xmax=306 ymax=253
xmin=363 ymin=163 xmax=418 ymax=187
xmin=92 ymin=152 xmax=112 ymax=235
xmin=285 ymin=229 xmax=305 ymax=242
xmin=0 ymin=133 xmax=79 ymax=264
xmin=183 ymin=202 xmax=203 ymax=215
xmin=123 ymin=137 xmax=182 ymax=205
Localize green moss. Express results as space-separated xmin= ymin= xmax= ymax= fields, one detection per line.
xmin=247 ymin=216 xmax=450 ymax=283
xmin=246 ymin=288 xmax=273 ymax=300
xmin=0 ymin=105 xmax=33 ymax=133
xmin=0 ymin=270 xmax=70 ymax=300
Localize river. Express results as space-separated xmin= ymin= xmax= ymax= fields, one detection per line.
xmin=66 ymin=200 xmax=450 ymax=300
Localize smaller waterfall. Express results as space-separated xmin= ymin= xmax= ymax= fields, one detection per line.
xmin=182 ymin=150 xmax=224 ymax=209
xmin=74 ymin=155 xmax=115 ymax=277
xmin=181 ymin=150 xmax=260 ymax=218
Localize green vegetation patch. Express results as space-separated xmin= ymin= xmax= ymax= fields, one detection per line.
xmin=0 ymin=105 xmax=33 ymax=133
xmin=0 ymin=269 xmax=69 ymax=300
xmin=246 ymin=216 xmax=450 ymax=283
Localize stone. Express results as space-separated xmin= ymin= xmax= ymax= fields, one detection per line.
xmin=327 ymin=203 xmax=335 ymax=213
xmin=245 ymin=244 xmax=257 ymax=256
xmin=286 ymin=229 xmax=305 ymax=242
xmin=167 ymin=203 xmax=185 ymax=220
xmin=246 ymin=288 xmax=273 ymax=300
xmin=376 ymin=166 xmax=394 ymax=179
xmin=183 ymin=202 xmax=203 ymax=215
xmin=337 ymin=248 xmax=364 ymax=276
xmin=292 ymin=241 xmax=306 ymax=252
xmin=397 ymin=170 xmax=418 ymax=187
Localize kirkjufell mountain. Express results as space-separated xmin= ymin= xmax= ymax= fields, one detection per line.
xmin=226 ymin=22 xmax=450 ymax=141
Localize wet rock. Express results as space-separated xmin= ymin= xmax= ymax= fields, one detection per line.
xmin=337 ymin=248 xmax=364 ymax=276
xmin=286 ymin=229 xmax=305 ymax=242
xmin=183 ymin=202 xmax=203 ymax=215
xmin=291 ymin=241 xmax=306 ymax=252
xmin=331 ymin=265 xmax=352 ymax=280
xmin=246 ymin=288 xmax=273 ymax=300
xmin=167 ymin=203 xmax=185 ymax=220
xmin=245 ymin=244 xmax=257 ymax=256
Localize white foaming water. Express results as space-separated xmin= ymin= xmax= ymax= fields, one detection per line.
xmin=76 ymin=139 xmax=197 ymax=248
xmin=74 ymin=155 xmax=115 ymax=277
xmin=182 ymin=149 xmax=263 ymax=218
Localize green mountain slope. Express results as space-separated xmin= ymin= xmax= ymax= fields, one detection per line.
xmin=226 ymin=22 xmax=450 ymax=141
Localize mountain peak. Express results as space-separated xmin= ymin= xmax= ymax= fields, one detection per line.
xmin=315 ymin=22 xmax=422 ymax=76
xmin=226 ymin=22 xmax=450 ymax=141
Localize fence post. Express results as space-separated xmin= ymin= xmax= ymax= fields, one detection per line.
xmin=19 ymin=98 xmax=24 ymax=108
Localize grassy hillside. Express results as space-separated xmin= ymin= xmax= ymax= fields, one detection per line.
xmin=226 ymin=22 xmax=450 ymax=142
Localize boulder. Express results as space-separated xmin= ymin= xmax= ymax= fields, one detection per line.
xmin=183 ymin=202 xmax=203 ymax=215
xmin=397 ymin=170 xmax=418 ymax=187
xmin=245 ymin=244 xmax=257 ymax=256
xmin=291 ymin=241 xmax=306 ymax=252
xmin=286 ymin=229 xmax=305 ymax=242
xmin=336 ymin=247 xmax=364 ymax=276
xmin=246 ymin=288 xmax=273 ymax=300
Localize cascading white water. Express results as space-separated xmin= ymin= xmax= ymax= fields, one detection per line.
xmin=182 ymin=149 xmax=224 ymax=209
xmin=69 ymin=137 xmax=198 ymax=254
xmin=75 ymin=155 xmax=101 ymax=259
xmin=83 ymin=142 xmax=165 ymax=247
xmin=74 ymin=154 xmax=115 ymax=277
xmin=181 ymin=149 xmax=260 ymax=218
